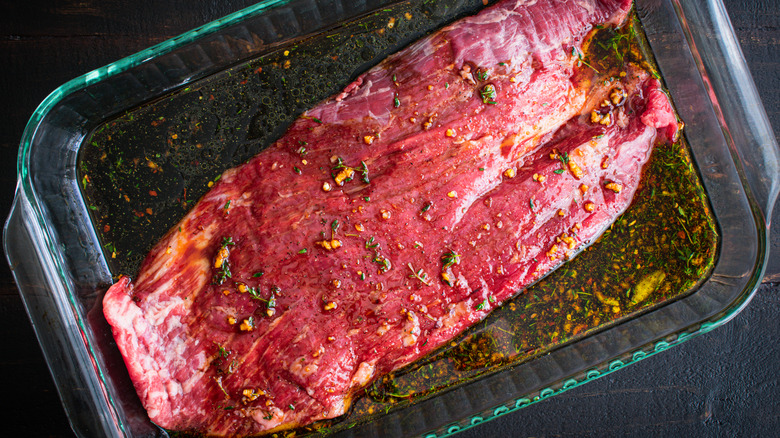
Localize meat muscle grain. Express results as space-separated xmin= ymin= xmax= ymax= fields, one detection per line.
xmin=103 ymin=0 xmax=677 ymax=435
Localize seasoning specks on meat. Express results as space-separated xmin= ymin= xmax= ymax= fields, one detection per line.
xmin=102 ymin=0 xmax=681 ymax=436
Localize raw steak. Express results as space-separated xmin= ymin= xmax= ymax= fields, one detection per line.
xmin=103 ymin=0 xmax=677 ymax=435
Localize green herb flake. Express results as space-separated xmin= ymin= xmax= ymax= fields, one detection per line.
xmin=441 ymin=250 xmax=461 ymax=269
xmin=480 ymin=84 xmax=497 ymax=105
xmin=298 ymin=248 xmax=308 ymax=254
xmin=252 ymin=272 xmax=264 ymax=278
xmin=312 ymin=117 xmax=323 ymax=124
xmin=408 ymin=263 xmax=431 ymax=286
xmin=394 ymin=95 xmax=401 ymax=108
xmin=359 ymin=161 xmax=370 ymax=184
xmin=293 ymin=166 xmax=302 ymax=174
xmin=554 ymin=169 xmax=565 ymax=174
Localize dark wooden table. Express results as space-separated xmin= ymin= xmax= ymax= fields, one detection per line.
xmin=2 ymin=1 xmax=778 ymax=436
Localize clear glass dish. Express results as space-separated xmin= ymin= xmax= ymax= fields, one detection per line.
xmin=4 ymin=0 xmax=778 ymax=437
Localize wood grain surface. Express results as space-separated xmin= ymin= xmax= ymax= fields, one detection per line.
xmin=1 ymin=1 xmax=778 ymax=436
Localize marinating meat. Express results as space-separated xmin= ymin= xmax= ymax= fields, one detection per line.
xmin=102 ymin=0 xmax=677 ymax=435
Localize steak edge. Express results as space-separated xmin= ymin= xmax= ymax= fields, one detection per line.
xmin=102 ymin=0 xmax=679 ymax=436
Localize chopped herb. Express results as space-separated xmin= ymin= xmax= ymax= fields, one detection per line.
xmin=480 ymin=84 xmax=497 ymax=104
xmin=478 ymin=167 xmax=485 ymax=171
xmin=252 ymin=272 xmax=264 ymax=278
xmin=298 ymin=140 xmax=308 ymax=146
xmin=476 ymin=299 xmax=488 ymax=310
xmin=214 ymin=237 xmax=235 ymax=284
xmin=392 ymin=74 xmax=397 ymax=82
xmin=421 ymin=202 xmax=432 ymax=213
xmin=216 ymin=251 xmax=234 ymax=282
xmin=223 ymin=200 xmax=231 ymax=210
xmin=394 ymin=95 xmax=400 ymax=108
xmin=363 ymin=196 xmax=371 ymax=202
xmin=217 ymin=344 xmax=230 ymax=358
xmin=554 ymin=169 xmax=565 ymax=174
xmin=445 ymin=82 xmax=450 ymax=89
xmin=572 ymin=46 xmax=601 ymax=73
xmin=298 ymin=248 xmax=308 ymax=254
xmin=88 ymin=205 xmax=98 ymax=211
xmin=441 ymin=250 xmax=461 ymax=269
xmin=263 ymin=413 xmax=274 ymax=420
xmin=476 ymin=69 xmax=490 ymax=81
xmin=289 ymin=404 xmax=295 ymax=410
xmin=246 ymin=286 xmax=266 ymax=302
xmin=408 ymin=263 xmax=431 ymax=286
xmin=529 ymin=198 xmax=536 ymax=211
xmin=498 ymin=62 xmax=507 ymax=66
xmin=331 ymin=219 xmax=340 ymax=234
xmin=372 ymin=255 xmax=392 ymax=272
xmin=293 ymin=166 xmax=301 ymax=174
xmin=312 ymin=117 xmax=323 ymax=124
xmin=366 ymin=237 xmax=379 ymax=249
xmin=267 ymin=291 xmax=277 ymax=310
xmin=359 ymin=272 xmax=366 ymax=280
xmin=359 ymin=161 xmax=370 ymax=184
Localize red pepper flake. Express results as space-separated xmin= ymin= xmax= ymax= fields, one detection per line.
xmin=149 ymin=190 xmax=157 ymax=197
xmin=145 ymin=208 xmax=153 ymax=215
xmin=254 ymin=67 xmax=263 ymax=74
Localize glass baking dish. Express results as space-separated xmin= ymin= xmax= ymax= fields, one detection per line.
xmin=4 ymin=0 xmax=778 ymax=436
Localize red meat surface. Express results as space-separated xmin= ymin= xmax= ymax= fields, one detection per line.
xmin=103 ymin=0 xmax=677 ymax=435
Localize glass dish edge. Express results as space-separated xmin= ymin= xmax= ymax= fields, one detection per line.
xmin=3 ymin=0 xmax=778 ymax=437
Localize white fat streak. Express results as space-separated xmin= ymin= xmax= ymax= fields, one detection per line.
xmin=250 ymin=406 xmax=285 ymax=430
xmin=351 ymin=361 xmax=376 ymax=387
xmin=402 ymin=311 xmax=421 ymax=346
xmin=439 ymin=301 xmax=471 ymax=333
xmin=289 ymin=355 xmax=320 ymax=380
